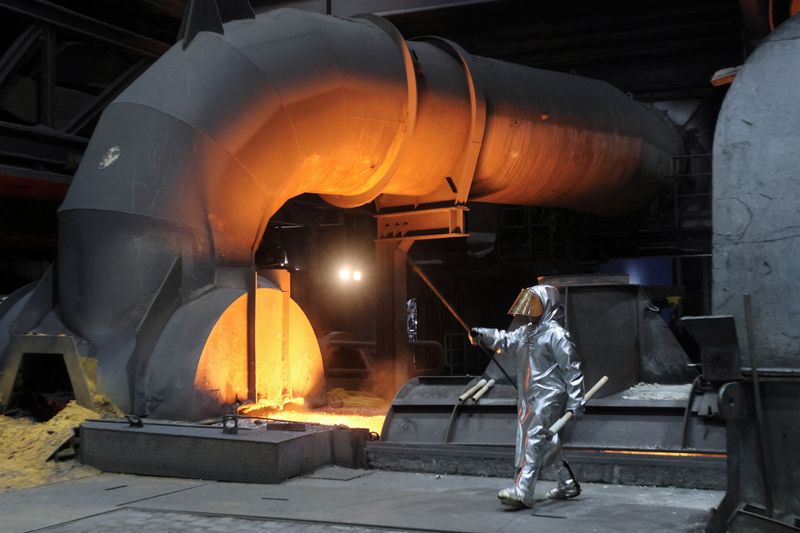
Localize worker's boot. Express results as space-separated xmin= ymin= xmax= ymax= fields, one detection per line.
xmin=546 ymin=480 xmax=581 ymax=500
xmin=547 ymin=458 xmax=581 ymax=500
xmin=497 ymin=487 xmax=532 ymax=509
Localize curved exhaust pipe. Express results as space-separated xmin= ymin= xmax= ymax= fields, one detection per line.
xmin=3 ymin=8 xmax=682 ymax=418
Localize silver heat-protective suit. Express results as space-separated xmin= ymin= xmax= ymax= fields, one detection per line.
xmin=473 ymin=285 xmax=585 ymax=507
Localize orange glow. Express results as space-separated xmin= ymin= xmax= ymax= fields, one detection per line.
xmin=196 ymin=288 xmax=390 ymax=435
xmin=268 ymin=410 xmax=385 ymax=434
xmin=240 ymin=405 xmax=386 ymax=435
xmin=599 ymin=449 xmax=727 ymax=459
xmin=193 ymin=295 xmax=248 ymax=405
xmin=194 ymin=288 xmax=325 ymax=408
xmin=239 ymin=388 xmax=388 ymax=435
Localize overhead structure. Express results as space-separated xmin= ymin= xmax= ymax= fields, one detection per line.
xmin=0 ymin=5 xmax=683 ymax=419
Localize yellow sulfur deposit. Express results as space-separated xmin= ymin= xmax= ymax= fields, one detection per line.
xmin=0 ymin=357 xmax=125 ymax=492
xmin=0 ymin=401 xmax=100 ymax=492
xmin=80 ymin=357 xmax=124 ymax=418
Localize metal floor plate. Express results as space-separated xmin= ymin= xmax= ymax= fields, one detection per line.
xmin=0 ymin=470 xmax=723 ymax=533
xmin=32 ymin=508 xmax=390 ymax=533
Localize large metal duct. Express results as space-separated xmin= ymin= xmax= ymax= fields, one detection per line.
xmin=0 ymin=7 xmax=683 ymax=419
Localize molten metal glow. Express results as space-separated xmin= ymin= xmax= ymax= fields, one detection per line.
xmin=239 ymin=388 xmax=388 ymax=435
xmin=240 ymin=405 xmax=386 ymax=435
xmin=195 ymin=288 xmax=325 ymax=408
xmin=274 ymin=410 xmax=384 ymax=434
xmin=600 ymin=449 xmax=727 ymax=459
xmin=195 ymin=288 xmax=388 ymax=434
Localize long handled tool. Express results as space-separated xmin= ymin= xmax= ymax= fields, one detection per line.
xmin=444 ymin=377 xmax=488 ymax=442
xmin=743 ymin=294 xmax=774 ymax=518
xmin=547 ymin=375 xmax=608 ymax=436
xmin=458 ymin=378 xmax=487 ymax=402
xmin=471 ymin=378 xmax=496 ymax=402
xmin=408 ymin=259 xmax=517 ymax=390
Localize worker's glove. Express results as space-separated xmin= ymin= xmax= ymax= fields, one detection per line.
xmin=568 ymin=404 xmax=584 ymax=419
xmin=469 ymin=328 xmax=483 ymax=346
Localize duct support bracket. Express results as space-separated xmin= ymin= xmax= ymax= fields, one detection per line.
xmin=0 ymin=334 xmax=95 ymax=412
xmin=376 ymin=206 xmax=468 ymax=242
xmin=415 ymin=36 xmax=486 ymax=206
xmin=374 ymin=36 xmax=486 ymax=211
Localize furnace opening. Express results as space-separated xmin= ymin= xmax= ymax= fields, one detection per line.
xmin=8 ymin=353 xmax=74 ymax=422
xmin=194 ymin=286 xmax=390 ymax=434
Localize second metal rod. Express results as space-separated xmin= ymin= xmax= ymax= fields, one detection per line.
xmin=408 ymin=259 xmax=471 ymax=334
xmin=408 ymin=258 xmax=517 ymax=390
xmin=743 ymin=294 xmax=774 ymax=517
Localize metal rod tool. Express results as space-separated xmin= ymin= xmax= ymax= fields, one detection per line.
xmin=408 ymin=258 xmax=517 ymax=390
xmin=459 ymin=378 xmax=487 ymax=402
xmin=471 ymin=378 xmax=496 ymax=402
xmin=547 ymin=375 xmax=608 ymax=436
xmin=743 ymin=294 xmax=774 ymax=518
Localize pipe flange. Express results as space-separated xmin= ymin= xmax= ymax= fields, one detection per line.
xmin=321 ymin=14 xmax=418 ymax=208
xmin=412 ymin=36 xmax=487 ymax=205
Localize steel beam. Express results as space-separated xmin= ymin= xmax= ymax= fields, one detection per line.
xmin=38 ymin=25 xmax=55 ymax=127
xmin=376 ymin=206 xmax=468 ymax=241
xmin=0 ymin=0 xmax=170 ymax=58
xmin=376 ymin=239 xmax=415 ymax=391
xmin=0 ymin=24 xmax=42 ymax=89
xmin=0 ymin=120 xmax=86 ymax=168
xmin=140 ymin=0 xmax=186 ymax=19
xmin=0 ymin=121 xmax=87 ymax=147
xmin=65 ymin=59 xmax=151 ymax=135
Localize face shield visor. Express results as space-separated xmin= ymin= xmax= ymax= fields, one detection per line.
xmin=507 ymin=287 xmax=544 ymax=319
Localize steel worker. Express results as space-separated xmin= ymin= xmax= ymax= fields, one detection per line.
xmin=471 ymin=284 xmax=585 ymax=509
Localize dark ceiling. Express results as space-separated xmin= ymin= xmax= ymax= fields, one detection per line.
xmin=387 ymin=0 xmax=744 ymax=102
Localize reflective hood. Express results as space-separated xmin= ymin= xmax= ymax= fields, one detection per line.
xmin=531 ymin=284 xmax=560 ymax=326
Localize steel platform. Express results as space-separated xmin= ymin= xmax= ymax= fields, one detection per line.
xmin=374 ymin=376 xmax=728 ymax=489
xmin=80 ymin=419 xmax=368 ymax=484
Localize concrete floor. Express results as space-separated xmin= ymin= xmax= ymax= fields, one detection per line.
xmin=0 ymin=466 xmax=724 ymax=532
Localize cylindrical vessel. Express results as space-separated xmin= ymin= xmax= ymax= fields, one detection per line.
xmin=712 ymin=14 xmax=800 ymax=368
